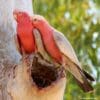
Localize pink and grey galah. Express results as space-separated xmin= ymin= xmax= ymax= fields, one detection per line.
xmin=13 ymin=11 xmax=36 ymax=55
xmin=32 ymin=15 xmax=94 ymax=92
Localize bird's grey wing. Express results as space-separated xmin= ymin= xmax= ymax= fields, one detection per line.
xmin=52 ymin=30 xmax=94 ymax=92
xmin=53 ymin=29 xmax=94 ymax=82
xmin=53 ymin=29 xmax=81 ymax=67
xmin=33 ymin=29 xmax=51 ymax=61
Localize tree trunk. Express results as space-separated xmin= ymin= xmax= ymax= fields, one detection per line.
xmin=7 ymin=54 xmax=66 ymax=100
xmin=0 ymin=0 xmax=66 ymax=100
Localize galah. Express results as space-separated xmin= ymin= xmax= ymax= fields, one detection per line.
xmin=13 ymin=11 xmax=36 ymax=55
xmin=32 ymin=15 xmax=94 ymax=92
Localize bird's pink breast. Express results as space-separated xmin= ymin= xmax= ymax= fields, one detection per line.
xmin=40 ymin=25 xmax=62 ymax=63
xmin=17 ymin=22 xmax=36 ymax=54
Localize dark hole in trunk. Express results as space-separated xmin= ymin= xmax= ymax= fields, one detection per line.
xmin=31 ymin=55 xmax=65 ymax=88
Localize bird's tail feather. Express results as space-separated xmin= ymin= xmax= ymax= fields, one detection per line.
xmin=64 ymin=57 xmax=94 ymax=92
xmin=74 ymin=75 xmax=94 ymax=92
xmin=83 ymin=70 xmax=95 ymax=81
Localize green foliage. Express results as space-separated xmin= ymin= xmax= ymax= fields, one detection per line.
xmin=94 ymin=0 xmax=100 ymax=7
xmin=33 ymin=0 xmax=100 ymax=99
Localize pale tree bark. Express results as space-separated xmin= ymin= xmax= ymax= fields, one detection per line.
xmin=7 ymin=55 xmax=66 ymax=100
xmin=0 ymin=0 xmax=66 ymax=100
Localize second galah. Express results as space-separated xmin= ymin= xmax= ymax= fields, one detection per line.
xmin=32 ymin=15 xmax=94 ymax=92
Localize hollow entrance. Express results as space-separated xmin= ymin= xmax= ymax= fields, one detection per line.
xmin=31 ymin=55 xmax=65 ymax=88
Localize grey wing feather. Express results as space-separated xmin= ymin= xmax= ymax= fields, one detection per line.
xmin=53 ymin=29 xmax=81 ymax=67
xmin=53 ymin=29 xmax=94 ymax=82
xmin=52 ymin=30 xmax=94 ymax=92
xmin=33 ymin=29 xmax=51 ymax=61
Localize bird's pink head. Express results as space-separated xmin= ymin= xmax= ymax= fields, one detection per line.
xmin=13 ymin=11 xmax=31 ymax=24
xmin=32 ymin=15 xmax=48 ymax=28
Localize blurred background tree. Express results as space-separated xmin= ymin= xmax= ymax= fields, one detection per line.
xmin=33 ymin=0 xmax=100 ymax=99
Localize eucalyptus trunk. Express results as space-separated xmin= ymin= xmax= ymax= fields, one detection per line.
xmin=0 ymin=0 xmax=66 ymax=100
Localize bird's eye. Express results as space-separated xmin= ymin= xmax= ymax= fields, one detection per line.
xmin=34 ymin=18 xmax=37 ymax=21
